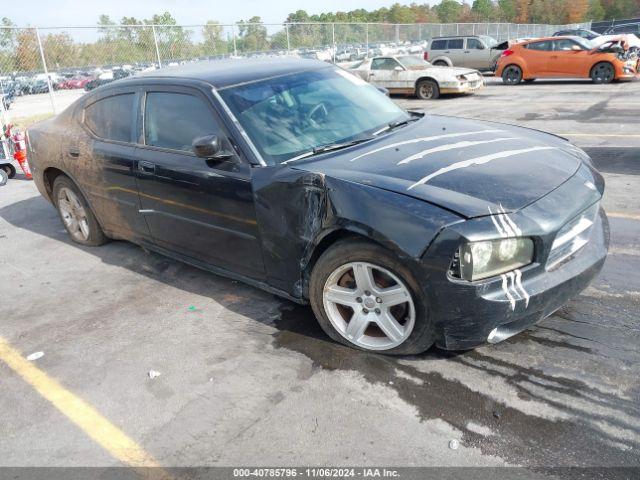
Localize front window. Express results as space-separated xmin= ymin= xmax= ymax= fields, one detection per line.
xmin=219 ymin=68 xmax=409 ymax=165
xmin=144 ymin=92 xmax=220 ymax=152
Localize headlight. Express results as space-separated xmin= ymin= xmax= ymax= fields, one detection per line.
xmin=456 ymin=75 xmax=467 ymax=81
xmin=451 ymin=238 xmax=534 ymax=281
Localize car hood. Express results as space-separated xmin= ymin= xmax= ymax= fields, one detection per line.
xmin=290 ymin=115 xmax=587 ymax=218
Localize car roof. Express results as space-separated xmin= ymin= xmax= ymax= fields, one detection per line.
xmin=522 ymin=36 xmax=583 ymax=43
xmin=122 ymin=57 xmax=332 ymax=89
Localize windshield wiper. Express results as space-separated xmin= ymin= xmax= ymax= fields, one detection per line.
xmin=284 ymin=137 xmax=374 ymax=163
xmin=373 ymin=115 xmax=421 ymax=136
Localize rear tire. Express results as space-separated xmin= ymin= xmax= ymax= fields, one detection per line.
xmin=433 ymin=60 xmax=448 ymax=67
xmin=416 ymin=79 xmax=440 ymax=100
xmin=53 ymin=175 xmax=108 ymax=246
xmin=591 ymin=62 xmax=614 ymax=84
xmin=502 ymin=65 xmax=522 ymax=85
xmin=309 ymin=239 xmax=434 ymax=355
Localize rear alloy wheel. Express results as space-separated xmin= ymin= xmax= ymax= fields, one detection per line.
xmin=0 ymin=168 xmax=7 ymax=186
xmin=502 ymin=65 xmax=522 ymax=85
xmin=310 ymin=240 xmax=434 ymax=354
xmin=53 ymin=176 xmax=108 ymax=246
xmin=416 ymin=79 xmax=440 ymax=100
xmin=591 ymin=62 xmax=615 ymax=84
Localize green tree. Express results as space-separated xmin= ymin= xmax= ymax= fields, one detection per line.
xmin=237 ymin=17 xmax=268 ymax=53
xmin=586 ymin=0 xmax=606 ymax=20
xmin=497 ymin=0 xmax=517 ymax=21
xmin=97 ymin=14 xmax=116 ymax=41
xmin=202 ymin=21 xmax=227 ymax=55
xmin=435 ymin=0 xmax=463 ymax=23
xmin=472 ymin=0 xmax=496 ymax=20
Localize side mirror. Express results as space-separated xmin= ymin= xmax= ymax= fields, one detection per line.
xmin=477 ymin=44 xmax=486 ymax=50
xmin=393 ymin=65 xmax=403 ymax=72
xmin=192 ymin=135 xmax=233 ymax=160
xmin=571 ymin=45 xmax=582 ymax=51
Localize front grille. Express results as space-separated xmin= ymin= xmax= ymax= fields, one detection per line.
xmin=546 ymin=202 xmax=599 ymax=270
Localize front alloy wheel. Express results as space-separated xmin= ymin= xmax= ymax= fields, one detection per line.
xmin=591 ymin=62 xmax=614 ymax=84
xmin=322 ymin=261 xmax=415 ymax=350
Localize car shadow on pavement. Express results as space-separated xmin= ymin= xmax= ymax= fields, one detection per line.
xmin=0 ymin=194 xmax=462 ymax=361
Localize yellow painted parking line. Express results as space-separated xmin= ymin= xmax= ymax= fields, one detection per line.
xmin=608 ymin=212 xmax=640 ymax=221
xmin=0 ymin=337 xmax=171 ymax=478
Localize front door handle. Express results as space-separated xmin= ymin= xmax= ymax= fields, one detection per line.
xmin=68 ymin=146 xmax=80 ymax=157
xmin=138 ymin=161 xmax=155 ymax=175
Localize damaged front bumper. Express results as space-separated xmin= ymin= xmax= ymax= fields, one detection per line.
xmin=440 ymin=77 xmax=484 ymax=94
xmin=418 ymin=164 xmax=609 ymax=350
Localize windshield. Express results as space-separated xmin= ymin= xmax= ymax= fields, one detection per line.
xmin=219 ymin=67 xmax=409 ymax=164
xmin=479 ymin=35 xmax=498 ymax=47
xmin=399 ymin=56 xmax=430 ymax=67
xmin=574 ymin=37 xmax=595 ymax=49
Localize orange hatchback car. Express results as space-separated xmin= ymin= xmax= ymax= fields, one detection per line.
xmin=495 ymin=36 xmax=639 ymax=84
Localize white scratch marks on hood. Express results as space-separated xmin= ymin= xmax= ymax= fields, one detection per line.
xmin=407 ymin=146 xmax=557 ymax=190
xmin=397 ymin=137 xmax=519 ymax=165
xmin=349 ymin=129 xmax=506 ymax=162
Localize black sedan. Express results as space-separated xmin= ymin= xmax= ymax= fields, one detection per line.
xmin=26 ymin=58 xmax=609 ymax=354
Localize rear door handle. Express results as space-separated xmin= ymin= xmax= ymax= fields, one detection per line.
xmin=68 ymin=146 xmax=79 ymax=157
xmin=138 ymin=161 xmax=155 ymax=175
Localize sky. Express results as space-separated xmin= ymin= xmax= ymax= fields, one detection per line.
xmin=5 ymin=0 xmax=436 ymax=27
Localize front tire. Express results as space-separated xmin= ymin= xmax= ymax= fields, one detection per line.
xmin=2 ymin=163 xmax=16 ymax=179
xmin=591 ymin=62 xmax=614 ymax=84
xmin=53 ymin=175 xmax=108 ymax=246
xmin=309 ymin=239 xmax=434 ymax=355
xmin=502 ymin=65 xmax=522 ymax=85
xmin=416 ymin=79 xmax=440 ymax=100
xmin=0 ymin=168 xmax=7 ymax=186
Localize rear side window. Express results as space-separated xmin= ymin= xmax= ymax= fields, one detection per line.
xmin=447 ymin=39 xmax=464 ymax=49
xmin=144 ymin=92 xmax=220 ymax=152
xmin=84 ymin=93 xmax=134 ymax=143
xmin=526 ymin=41 xmax=553 ymax=51
xmin=431 ymin=39 xmax=447 ymax=50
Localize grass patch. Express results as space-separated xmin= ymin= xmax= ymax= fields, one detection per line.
xmin=8 ymin=113 xmax=54 ymax=130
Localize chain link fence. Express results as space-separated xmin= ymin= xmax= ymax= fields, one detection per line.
xmin=0 ymin=21 xmax=589 ymax=119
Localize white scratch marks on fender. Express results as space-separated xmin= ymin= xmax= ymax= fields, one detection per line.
xmin=407 ymin=146 xmax=557 ymax=190
xmin=349 ymin=129 xmax=506 ymax=162
xmin=397 ymin=137 xmax=519 ymax=165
